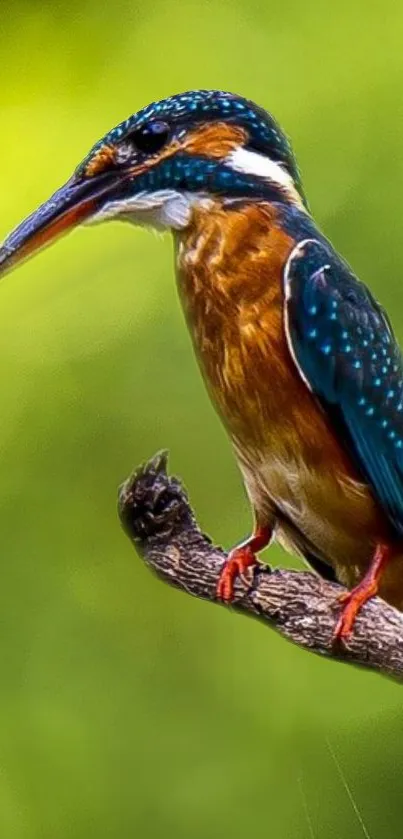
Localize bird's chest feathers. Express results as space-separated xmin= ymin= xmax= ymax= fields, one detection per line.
xmin=175 ymin=201 xmax=301 ymax=442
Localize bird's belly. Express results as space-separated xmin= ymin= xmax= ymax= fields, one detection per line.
xmin=236 ymin=443 xmax=388 ymax=582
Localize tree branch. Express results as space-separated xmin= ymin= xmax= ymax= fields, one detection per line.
xmin=118 ymin=451 xmax=403 ymax=681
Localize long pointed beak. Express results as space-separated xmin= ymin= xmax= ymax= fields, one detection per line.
xmin=0 ymin=170 xmax=123 ymax=278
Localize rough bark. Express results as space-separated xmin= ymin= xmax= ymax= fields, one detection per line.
xmin=118 ymin=451 xmax=403 ymax=681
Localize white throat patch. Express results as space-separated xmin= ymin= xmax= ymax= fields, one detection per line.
xmin=87 ymin=189 xmax=211 ymax=231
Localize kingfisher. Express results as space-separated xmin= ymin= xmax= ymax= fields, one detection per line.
xmin=1 ymin=89 xmax=403 ymax=641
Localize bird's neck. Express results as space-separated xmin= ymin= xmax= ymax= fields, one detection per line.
xmin=175 ymin=199 xmax=293 ymax=309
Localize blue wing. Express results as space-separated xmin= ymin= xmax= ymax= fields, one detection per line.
xmin=284 ymin=237 xmax=403 ymax=534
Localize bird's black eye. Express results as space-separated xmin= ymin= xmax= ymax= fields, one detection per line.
xmin=131 ymin=120 xmax=170 ymax=154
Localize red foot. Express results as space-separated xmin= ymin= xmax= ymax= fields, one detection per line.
xmin=333 ymin=542 xmax=390 ymax=643
xmin=217 ymin=544 xmax=257 ymax=601
xmin=217 ymin=525 xmax=271 ymax=602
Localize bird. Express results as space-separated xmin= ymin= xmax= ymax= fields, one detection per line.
xmin=1 ymin=88 xmax=403 ymax=642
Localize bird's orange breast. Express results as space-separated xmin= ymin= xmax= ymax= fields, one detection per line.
xmin=175 ymin=200 xmax=343 ymax=457
xmin=174 ymin=200 xmax=403 ymax=603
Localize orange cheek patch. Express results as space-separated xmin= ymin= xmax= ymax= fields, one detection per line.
xmin=125 ymin=124 xmax=248 ymax=180
xmin=128 ymin=124 xmax=247 ymax=178
xmin=124 ymin=122 xmax=248 ymax=177
xmin=85 ymin=144 xmax=117 ymax=177
xmin=183 ymin=123 xmax=247 ymax=158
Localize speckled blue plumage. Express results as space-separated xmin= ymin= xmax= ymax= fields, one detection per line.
xmin=78 ymin=90 xmax=306 ymax=202
xmin=285 ymin=234 xmax=403 ymax=535
xmin=119 ymin=151 xmax=295 ymax=203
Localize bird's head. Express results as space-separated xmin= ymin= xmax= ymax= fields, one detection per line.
xmin=0 ymin=89 xmax=306 ymax=276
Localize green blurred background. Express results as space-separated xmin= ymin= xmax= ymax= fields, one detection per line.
xmin=0 ymin=1 xmax=403 ymax=836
